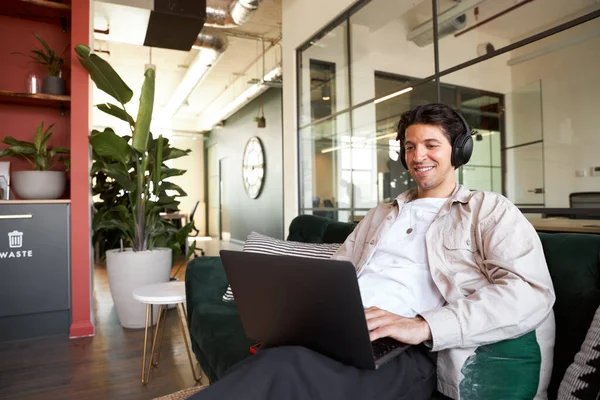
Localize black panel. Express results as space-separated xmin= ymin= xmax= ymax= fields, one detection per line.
xmin=0 ymin=204 xmax=70 ymax=341
xmin=144 ymin=0 xmax=207 ymax=51
xmin=0 ymin=310 xmax=70 ymax=341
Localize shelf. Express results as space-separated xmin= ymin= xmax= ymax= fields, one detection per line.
xmin=0 ymin=0 xmax=70 ymax=27
xmin=0 ymin=90 xmax=70 ymax=111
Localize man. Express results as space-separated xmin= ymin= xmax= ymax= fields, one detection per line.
xmin=192 ymin=103 xmax=555 ymax=400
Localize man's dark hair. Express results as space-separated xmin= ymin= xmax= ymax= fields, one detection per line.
xmin=396 ymin=103 xmax=466 ymax=146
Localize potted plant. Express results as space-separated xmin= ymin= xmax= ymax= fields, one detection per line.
xmin=75 ymin=44 xmax=197 ymax=329
xmin=0 ymin=122 xmax=69 ymax=199
xmin=13 ymin=33 xmax=66 ymax=95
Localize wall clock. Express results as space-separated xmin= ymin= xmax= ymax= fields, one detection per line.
xmin=242 ymin=137 xmax=265 ymax=199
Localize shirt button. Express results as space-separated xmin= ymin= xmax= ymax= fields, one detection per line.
xmin=466 ymin=239 xmax=471 ymax=246
xmin=386 ymin=216 xmax=392 ymax=220
xmin=370 ymin=240 xmax=375 ymax=245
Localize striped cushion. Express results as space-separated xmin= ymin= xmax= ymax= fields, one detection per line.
xmin=558 ymin=304 xmax=600 ymax=400
xmin=222 ymin=231 xmax=341 ymax=301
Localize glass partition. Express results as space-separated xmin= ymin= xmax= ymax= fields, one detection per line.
xmin=297 ymin=0 xmax=600 ymax=219
xmin=436 ymin=0 xmax=600 ymax=71
xmin=299 ymin=21 xmax=349 ymax=128
xmin=350 ymin=0 xmax=434 ymax=106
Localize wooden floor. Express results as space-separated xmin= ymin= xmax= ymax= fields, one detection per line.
xmin=0 ymin=238 xmax=242 ymax=400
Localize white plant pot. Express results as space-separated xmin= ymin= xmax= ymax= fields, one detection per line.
xmin=106 ymin=248 xmax=172 ymax=329
xmin=12 ymin=171 xmax=66 ymax=199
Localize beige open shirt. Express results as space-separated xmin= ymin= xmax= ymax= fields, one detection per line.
xmin=333 ymin=184 xmax=556 ymax=399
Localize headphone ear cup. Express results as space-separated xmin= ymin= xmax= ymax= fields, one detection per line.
xmin=452 ymin=133 xmax=474 ymax=167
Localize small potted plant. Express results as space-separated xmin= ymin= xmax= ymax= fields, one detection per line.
xmin=0 ymin=122 xmax=70 ymax=199
xmin=13 ymin=33 xmax=66 ymax=95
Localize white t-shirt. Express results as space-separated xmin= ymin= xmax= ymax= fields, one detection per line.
xmin=357 ymin=197 xmax=448 ymax=318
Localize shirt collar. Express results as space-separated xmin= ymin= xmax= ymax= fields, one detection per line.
xmin=392 ymin=184 xmax=471 ymax=207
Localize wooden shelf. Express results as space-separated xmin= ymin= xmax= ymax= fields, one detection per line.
xmin=0 ymin=0 xmax=71 ymax=26
xmin=0 ymin=90 xmax=70 ymax=110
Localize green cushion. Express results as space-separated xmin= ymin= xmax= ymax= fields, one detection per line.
xmin=538 ymin=233 xmax=600 ymax=399
xmin=286 ymin=215 xmax=330 ymax=243
xmin=185 ymin=257 xmax=254 ymax=382
xmin=190 ymin=301 xmax=254 ymax=381
xmin=323 ymin=221 xmax=357 ymax=244
xmin=459 ymin=331 xmax=541 ymax=400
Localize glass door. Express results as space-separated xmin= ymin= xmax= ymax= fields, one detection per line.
xmin=504 ymin=80 xmax=545 ymax=206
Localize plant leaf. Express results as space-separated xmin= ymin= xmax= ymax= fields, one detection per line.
xmin=1 ymin=136 xmax=36 ymax=149
xmin=33 ymin=33 xmax=52 ymax=57
xmin=162 ymin=147 xmax=190 ymax=161
xmin=34 ymin=122 xmax=43 ymax=151
xmin=153 ymin=135 xmax=163 ymax=194
xmin=40 ymin=123 xmax=55 ymax=152
xmin=96 ymin=103 xmax=135 ymax=126
xmin=132 ymin=67 xmax=155 ymax=152
xmin=89 ymin=128 xmax=131 ymax=166
xmin=54 ymin=147 xmax=70 ymax=154
xmin=101 ymin=163 xmax=136 ymax=192
xmin=74 ymin=44 xmax=134 ymax=105
xmin=159 ymin=181 xmax=187 ymax=197
xmin=0 ymin=146 xmax=36 ymax=156
xmin=160 ymin=167 xmax=186 ymax=180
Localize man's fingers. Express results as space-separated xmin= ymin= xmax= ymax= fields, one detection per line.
xmin=369 ymin=326 xmax=392 ymax=342
xmin=366 ymin=315 xmax=393 ymax=332
xmin=365 ymin=307 xmax=388 ymax=319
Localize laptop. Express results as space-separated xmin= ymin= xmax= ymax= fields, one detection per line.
xmin=220 ymin=250 xmax=409 ymax=370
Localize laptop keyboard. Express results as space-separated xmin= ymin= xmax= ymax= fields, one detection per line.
xmin=371 ymin=337 xmax=403 ymax=359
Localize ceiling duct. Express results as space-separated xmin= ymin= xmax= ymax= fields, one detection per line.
xmin=408 ymin=0 xmax=486 ymax=47
xmin=162 ymin=31 xmax=229 ymax=121
xmin=205 ymin=0 xmax=263 ymax=28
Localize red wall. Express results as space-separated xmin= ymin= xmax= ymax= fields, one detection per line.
xmin=70 ymin=0 xmax=94 ymax=338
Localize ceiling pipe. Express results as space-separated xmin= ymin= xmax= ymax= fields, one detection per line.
xmin=204 ymin=0 xmax=263 ymax=28
xmin=161 ymin=0 xmax=263 ymax=125
xmin=192 ymin=31 xmax=229 ymax=52
xmin=161 ymin=31 xmax=228 ymax=122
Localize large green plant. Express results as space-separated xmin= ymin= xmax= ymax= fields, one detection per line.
xmin=0 ymin=121 xmax=70 ymax=171
xmin=75 ymin=44 xmax=196 ymax=258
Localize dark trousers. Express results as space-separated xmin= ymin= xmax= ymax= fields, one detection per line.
xmin=190 ymin=345 xmax=437 ymax=400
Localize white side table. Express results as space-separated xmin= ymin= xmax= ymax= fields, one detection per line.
xmin=133 ymin=281 xmax=202 ymax=384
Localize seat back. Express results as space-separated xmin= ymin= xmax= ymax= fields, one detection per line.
xmin=189 ymin=200 xmax=200 ymax=221
xmin=569 ymin=192 xmax=600 ymax=219
xmin=538 ymin=232 xmax=600 ymax=398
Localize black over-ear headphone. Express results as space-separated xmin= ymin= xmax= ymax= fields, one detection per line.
xmin=398 ymin=108 xmax=474 ymax=170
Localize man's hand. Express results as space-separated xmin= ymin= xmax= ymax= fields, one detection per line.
xmin=365 ymin=306 xmax=432 ymax=345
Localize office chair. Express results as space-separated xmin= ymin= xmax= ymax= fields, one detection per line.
xmin=323 ymin=199 xmax=337 ymax=221
xmin=189 ymin=201 xmax=200 ymax=237
xmin=569 ymin=192 xmax=600 ymax=219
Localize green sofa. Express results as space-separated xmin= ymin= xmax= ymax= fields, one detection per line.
xmin=185 ymin=214 xmax=600 ymax=399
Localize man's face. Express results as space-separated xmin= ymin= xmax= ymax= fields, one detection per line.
xmin=404 ymin=123 xmax=456 ymax=198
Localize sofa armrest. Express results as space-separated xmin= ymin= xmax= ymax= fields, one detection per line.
xmin=185 ymin=256 xmax=229 ymax=324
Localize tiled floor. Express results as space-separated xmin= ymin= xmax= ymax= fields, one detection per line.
xmin=0 ymin=238 xmax=242 ymax=400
